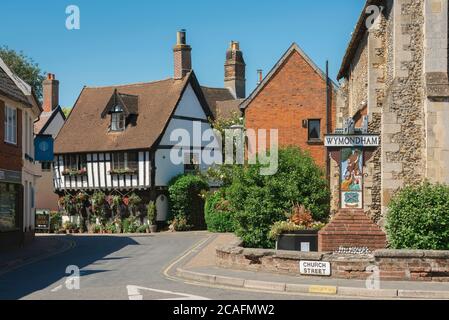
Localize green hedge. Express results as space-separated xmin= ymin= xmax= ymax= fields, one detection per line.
xmin=205 ymin=191 xmax=235 ymax=233
xmin=168 ymin=174 xmax=209 ymax=229
xmin=386 ymin=182 xmax=449 ymax=250
xmin=226 ymin=147 xmax=330 ymax=249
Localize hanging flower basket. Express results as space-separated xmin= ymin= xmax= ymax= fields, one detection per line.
xmin=108 ymin=168 xmax=137 ymax=175
xmin=62 ymin=168 xmax=88 ymax=176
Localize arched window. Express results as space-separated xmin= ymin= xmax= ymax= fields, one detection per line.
xmin=111 ymin=105 xmax=125 ymax=131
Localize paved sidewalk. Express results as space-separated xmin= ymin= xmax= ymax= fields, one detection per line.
xmin=176 ymin=234 xmax=449 ymax=299
xmin=0 ymin=235 xmax=74 ymax=276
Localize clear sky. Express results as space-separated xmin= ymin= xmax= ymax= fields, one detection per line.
xmin=0 ymin=0 xmax=365 ymax=108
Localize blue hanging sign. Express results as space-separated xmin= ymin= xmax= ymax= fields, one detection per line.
xmin=34 ymin=134 xmax=54 ymax=162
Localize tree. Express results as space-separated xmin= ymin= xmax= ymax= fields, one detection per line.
xmin=386 ymin=182 xmax=449 ymax=250
xmin=224 ymin=147 xmax=330 ymax=248
xmin=0 ymin=46 xmax=45 ymax=99
xmin=62 ymin=107 xmax=72 ymax=118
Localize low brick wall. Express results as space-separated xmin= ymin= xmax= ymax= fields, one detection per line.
xmin=216 ymin=241 xmax=449 ymax=282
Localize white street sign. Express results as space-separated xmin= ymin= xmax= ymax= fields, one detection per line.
xmin=299 ymin=261 xmax=331 ymax=276
xmin=325 ymin=135 xmax=380 ymax=147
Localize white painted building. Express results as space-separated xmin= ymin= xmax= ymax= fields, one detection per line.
xmin=53 ymin=31 xmax=243 ymax=225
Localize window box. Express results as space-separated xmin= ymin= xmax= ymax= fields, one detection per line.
xmin=108 ymin=168 xmax=138 ymax=175
xmin=62 ymin=168 xmax=88 ymax=176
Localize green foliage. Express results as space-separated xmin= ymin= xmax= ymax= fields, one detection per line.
xmin=122 ymin=216 xmax=139 ymax=233
xmin=62 ymin=107 xmax=72 ymax=118
xmin=168 ymin=174 xmax=209 ymax=227
xmin=386 ymin=182 xmax=449 ymax=250
xmin=205 ymin=191 xmax=235 ymax=232
xmin=269 ymin=221 xmax=308 ymax=240
xmin=170 ymin=214 xmax=192 ymax=231
xmin=63 ymin=221 xmax=78 ymax=232
xmin=268 ymin=221 xmax=325 ymax=241
xmin=137 ymin=225 xmax=148 ymax=233
xmin=209 ymin=111 xmax=243 ymax=137
xmin=91 ymin=191 xmax=106 ymax=221
xmin=128 ymin=193 xmax=142 ymax=212
xmin=226 ymin=147 xmax=330 ymax=248
xmin=0 ymin=46 xmax=45 ymax=99
xmin=60 ymin=195 xmax=76 ymax=216
xmin=49 ymin=211 xmax=62 ymax=233
xmin=147 ymin=201 xmax=157 ymax=225
xmin=91 ymin=224 xmax=101 ymax=234
xmin=105 ymin=221 xmax=118 ymax=234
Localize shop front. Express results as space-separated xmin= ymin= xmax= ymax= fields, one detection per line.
xmin=0 ymin=169 xmax=23 ymax=250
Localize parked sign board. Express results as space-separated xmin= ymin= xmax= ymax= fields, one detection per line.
xmin=299 ymin=261 xmax=331 ymax=276
xmin=35 ymin=210 xmax=50 ymax=232
xmin=325 ymin=135 xmax=380 ymax=148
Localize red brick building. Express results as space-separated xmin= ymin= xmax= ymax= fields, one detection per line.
xmin=0 ymin=58 xmax=41 ymax=249
xmin=241 ymin=43 xmax=337 ymax=170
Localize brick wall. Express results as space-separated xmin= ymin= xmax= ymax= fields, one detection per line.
xmin=0 ymin=99 xmax=23 ymax=171
xmin=318 ymin=209 xmax=387 ymax=252
xmin=216 ymin=241 xmax=449 ymax=282
xmin=245 ymin=50 xmax=336 ymax=168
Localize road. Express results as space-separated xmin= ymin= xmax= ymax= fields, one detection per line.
xmin=0 ymin=232 xmax=339 ymax=300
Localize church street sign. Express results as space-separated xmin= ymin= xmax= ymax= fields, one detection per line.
xmin=299 ymin=261 xmax=331 ymax=276
xmin=325 ymin=135 xmax=380 ymax=148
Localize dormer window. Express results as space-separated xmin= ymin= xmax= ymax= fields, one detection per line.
xmin=111 ymin=105 xmax=125 ymax=131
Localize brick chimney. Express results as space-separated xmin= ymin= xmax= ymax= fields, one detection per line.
xmin=225 ymin=41 xmax=246 ymax=99
xmin=173 ymin=29 xmax=192 ymax=79
xmin=43 ymin=73 xmax=59 ymax=112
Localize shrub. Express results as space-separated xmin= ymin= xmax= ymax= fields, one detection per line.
xmin=50 ymin=211 xmax=62 ymax=233
xmin=170 ymin=214 xmax=192 ymax=231
xmin=137 ymin=225 xmax=148 ymax=234
xmin=269 ymin=221 xmax=307 ymax=240
xmin=168 ymin=174 xmax=209 ymax=228
xmin=105 ymin=221 xmax=118 ymax=234
xmin=147 ymin=201 xmax=157 ymax=225
xmin=227 ymin=147 xmax=330 ymax=248
xmin=205 ymin=191 xmax=235 ymax=233
xmin=122 ymin=216 xmax=139 ymax=233
xmin=288 ymin=204 xmax=314 ymax=228
xmin=386 ymin=182 xmax=449 ymax=250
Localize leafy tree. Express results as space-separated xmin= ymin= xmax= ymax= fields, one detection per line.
xmin=168 ymin=174 xmax=209 ymax=229
xmin=209 ymin=111 xmax=243 ymax=137
xmin=386 ymin=182 xmax=449 ymax=250
xmin=62 ymin=107 xmax=72 ymax=118
xmin=224 ymin=147 xmax=330 ymax=248
xmin=0 ymin=46 xmax=45 ymax=99
xmin=205 ymin=190 xmax=235 ymax=233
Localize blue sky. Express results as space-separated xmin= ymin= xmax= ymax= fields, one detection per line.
xmin=0 ymin=1 xmax=365 ymax=107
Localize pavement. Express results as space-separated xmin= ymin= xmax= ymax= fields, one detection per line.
xmin=0 ymin=235 xmax=74 ymax=276
xmin=175 ymin=233 xmax=449 ymax=300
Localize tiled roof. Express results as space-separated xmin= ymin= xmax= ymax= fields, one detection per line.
xmin=0 ymin=62 xmax=31 ymax=106
xmin=55 ymin=76 xmax=191 ymax=154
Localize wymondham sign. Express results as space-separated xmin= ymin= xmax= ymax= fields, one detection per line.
xmin=299 ymin=261 xmax=331 ymax=276
xmin=325 ymin=135 xmax=380 ymax=148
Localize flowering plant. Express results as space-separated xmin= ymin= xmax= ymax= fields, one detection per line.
xmin=62 ymin=168 xmax=87 ymax=176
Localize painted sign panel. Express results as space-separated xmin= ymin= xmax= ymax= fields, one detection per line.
xmin=299 ymin=261 xmax=331 ymax=276
xmin=0 ymin=170 xmax=21 ymax=183
xmin=34 ymin=134 xmax=54 ymax=162
xmin=325 ymin=135 xmax=379 ymax=147
xmin=341 ymin=148 xmax=363 ymax=209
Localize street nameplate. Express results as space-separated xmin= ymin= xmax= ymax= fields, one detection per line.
xmin=299 ymin=261 xmax=331 ymax=276
xmin=325 ymin=135 xmax=380 ymax=147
